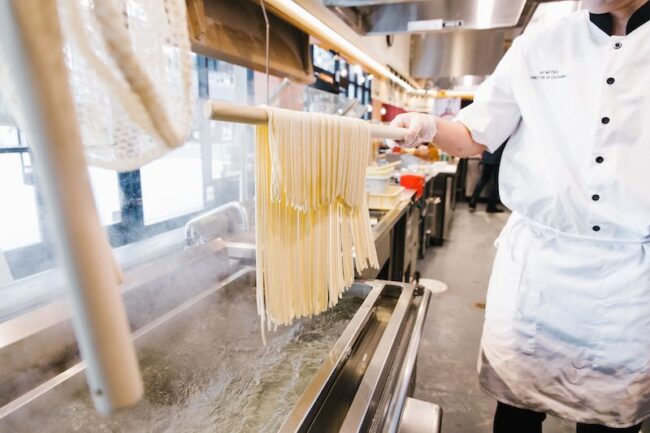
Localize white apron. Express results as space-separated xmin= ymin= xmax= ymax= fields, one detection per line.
xmin=455 ymin=9 xmax=650 ymax=428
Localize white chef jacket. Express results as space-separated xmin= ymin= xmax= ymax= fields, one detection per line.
xmin=455 ymin=8 xmax=650 ymax=428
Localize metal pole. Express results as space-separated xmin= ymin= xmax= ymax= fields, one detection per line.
xmin=0 ymin=0 xmax=143 ymax=413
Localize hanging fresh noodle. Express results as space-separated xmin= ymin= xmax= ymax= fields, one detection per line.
xmin=256 ymin=107 xmax=379 ymax=340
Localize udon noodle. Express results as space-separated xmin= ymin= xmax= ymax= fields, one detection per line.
xmin=255 ymin=107 xmax=378 ymax=340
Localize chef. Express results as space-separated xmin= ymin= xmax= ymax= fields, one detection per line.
xmin=391 ymin=0 xmax=650 ymax=431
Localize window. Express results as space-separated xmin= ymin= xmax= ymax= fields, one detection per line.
xmin=309 ymin=45 xmax=373 ymax=120
xmin=0 ymin=150 xmax=40 ymax=251
xmin=88 ymin=167 xmax=121 ymax=226
xmin=140 ymin=143 xmax=204 ymax=225
xmin=312 ymin=45 xmax=336 ymax=73
xmin=0 ymin=54 xmax=260 ymax=319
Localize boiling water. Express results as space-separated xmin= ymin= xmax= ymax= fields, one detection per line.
xmin=1 ymin=283 xmax=362 ymax=433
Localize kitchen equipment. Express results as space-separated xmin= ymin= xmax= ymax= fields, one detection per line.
xmin=366 ymin=173 xmax=393 ymax=194
xmin=369 ymin=185 xmax=405 ymax=210
xmin=0 ymin=270 xmax=436 ymax=433
xmin=400 ymin=174 xmax=426 ymax=198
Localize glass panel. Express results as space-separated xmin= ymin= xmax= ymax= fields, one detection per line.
xmin=346 ymin=103 xmax=368 ymax=119
xmin=0 ymin=55 xmax=262 ymax=406
xmin=0 ymin=152 xmax=40 ymax=251
xmin=0 ymin=106 xmax=69 ymax=407
xmin=0 ymin=125 xmax=21 ymax=148
xmin=141 ymin=144 xmax=204 ymax=225
xmin=140 ymin=55 xmax=204 ymax=225
xmin=348 ymin=83 xmax=356 ymax=99
xmin=270 ymin=81 xmax=367 ymax=119
xmin=312 ymin=45 xmax=336 ymax=73
xmin=88 ymin=167 xmax=121 ymax=226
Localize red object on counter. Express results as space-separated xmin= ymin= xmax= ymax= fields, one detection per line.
xmin=381 ymin=103 xmax=407 ymax=123
xmin=400 ymin=174 xmax=426 ymax=198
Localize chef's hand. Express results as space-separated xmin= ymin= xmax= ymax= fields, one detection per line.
xmin=390 ymin=113 xmax=438 ymax=148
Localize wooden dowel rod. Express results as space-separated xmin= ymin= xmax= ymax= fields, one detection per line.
xmin=203 ymin=100 xmax=408 ymax=141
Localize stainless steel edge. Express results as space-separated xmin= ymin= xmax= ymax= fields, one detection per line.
xmin=397 ymin=398 xmax=442 ymax=433
xmin=372 ymin=192 xmax=414 ymax=241
xmin=0 ymin=232 xmax=229 ymax=344
xmin=339 ymin=282 xmax=415 ymax=433
xmin=277 ymin=280 xmax=387 ymax=433
xmin=383 ymin=287 xmax=432 ymax=433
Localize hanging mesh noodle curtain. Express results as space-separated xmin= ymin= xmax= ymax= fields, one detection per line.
xmin=0 ymin=0 xmax=193 ymax=172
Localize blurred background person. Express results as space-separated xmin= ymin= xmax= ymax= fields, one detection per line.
xmin=468 ymin=142 xmax=506 ymax=213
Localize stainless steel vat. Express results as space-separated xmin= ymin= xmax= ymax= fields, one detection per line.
xmin=0 ymin=268 xmax=435 ymax=433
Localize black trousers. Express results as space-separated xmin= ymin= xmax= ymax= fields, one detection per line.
xmin=494 ymin=402 xmax=643 ymax=433
xmin=470 ymin=163 xmax=499 ymax=209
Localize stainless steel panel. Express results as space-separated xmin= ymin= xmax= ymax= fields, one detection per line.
xmin=424 ymin=197 xmax=440 ymax=243
xmin=403 ymin=207 xmax=420 ymax=280
xmin=379 ymin=286 xmax=431 ymax=433
xmin=325 ymin=0 xmax=423 ymax=5
xmin=325 ymin=0 xmax=527 ymax=34
xmin=411 ymin=29 xmax=508 ymax=79
xmin=339 ymin=283 xmax=414 ymax=431
xmin=464 ymin=157 xmax=480 ymax=198
xmin=369 ymin=230 xmax=392 ymax=279
xmin=279 ymin=279 xmax=432 ymax=433
xmin=277 ymin=280 xmax=390 ymax=433
xmin=443 ymin=176 xmax=454 ymax=239
xmin=397 ymin=398 xmax=442 ymax=433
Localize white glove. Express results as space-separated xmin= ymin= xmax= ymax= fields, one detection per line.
xmin=390 ymin=112 xmax=438 ymax=148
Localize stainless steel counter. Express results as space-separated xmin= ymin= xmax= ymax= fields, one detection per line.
xmin=371 ymin=190 xmax=416 ymax=242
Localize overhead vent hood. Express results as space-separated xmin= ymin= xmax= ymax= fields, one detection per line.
xmin=324 ymin=0 xmax=529 ymax=35
xmin=410 ymin=29 xmax=508 ymax=84
xmin=326 ymin=0 xmax=580 ymax=88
